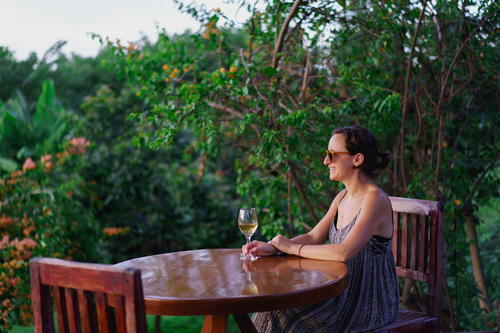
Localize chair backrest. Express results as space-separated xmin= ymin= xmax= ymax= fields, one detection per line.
xmin=389 ymin=196 xmax=444 ymax=318
xmin=30 ymin=258 xmax=147 ymax=333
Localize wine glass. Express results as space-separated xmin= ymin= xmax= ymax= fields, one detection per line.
xmin=238 ymin=208 xmax=258 ymax=261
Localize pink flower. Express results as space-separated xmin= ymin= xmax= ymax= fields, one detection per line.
xmin=67 ymin=137 xmax=91 ymax=155
xmin=22 ymin=158 xmax=36 ymax=171
xmin=40 ymin=154 xmax=53 ymax=171
xmin=69 ymin=137 xmax=90 ymax=147
xmin=13 ymin=238 xmax=37 ymax=251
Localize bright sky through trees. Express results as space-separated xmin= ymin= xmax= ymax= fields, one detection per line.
xmin=0 ymin=0 xmax=248 ymax=60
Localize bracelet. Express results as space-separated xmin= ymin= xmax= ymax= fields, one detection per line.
xmin=297 ymin=244 xmax=305 ymax=257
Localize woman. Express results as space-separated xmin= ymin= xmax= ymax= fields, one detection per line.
xmin=243 ymin=125 xmax=399 ymax=332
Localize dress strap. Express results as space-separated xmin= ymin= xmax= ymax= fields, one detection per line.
xmin=333 ymin=190 xmax=349 ymax=230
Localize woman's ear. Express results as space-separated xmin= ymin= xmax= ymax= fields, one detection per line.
xmin=352 ymin=153 xmax=364 ymax=167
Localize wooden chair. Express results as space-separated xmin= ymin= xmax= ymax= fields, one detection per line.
xmin=373 ymin=196 xmax=444 ymax=333
xmin=30 ymin=258 xmax=147 ymax=333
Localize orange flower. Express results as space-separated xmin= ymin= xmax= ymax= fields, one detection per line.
xmin=22 ymin=157 xmax=36 ymax=171
xmin=162 ymin=64 xmax=170 ymax=71
xmin=10 ymin=170 xmax=23 ymax=178
xmin=454 ymin=199 xmax=462 ymax=206
xmin=228 ymin=66 xmax=237 ymax=78
xmin=103 ymin=227 xmax=129 ymax=237
xmin=41 ymin=154 xmax=52 ymax=164
xmin=9 ymin=277 xmax=20 ymax=287
xmin=44 ymin=161 xmax=53 ymax=171
xmin=0 ymin=235 xmax=9 ymax=249
xmin=169 ymin=68 xmax=180 ymax=78
xmin=0 ymin=215 xmax=13 ymax=228
xmin=23 ymin=226 xmax=35 ymax=237
xmin=56 ymin=151 xmax=69 ymax=160
xmin=127 ymin=42 xmax=136 ymax=52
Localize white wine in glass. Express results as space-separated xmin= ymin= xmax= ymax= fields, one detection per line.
xmin=238 ymin=208 xmax=258 ymax=260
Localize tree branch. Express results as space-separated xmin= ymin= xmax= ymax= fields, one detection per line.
xmin=289 ymin=162 xmax=319 ymax=222
xmin=399 ymin=0 xmax=429 ymax=192
xmin=272 ymin=0 xmax=303 ymax=69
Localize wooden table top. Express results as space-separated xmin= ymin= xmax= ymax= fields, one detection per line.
xmin=115 ymin=248 xmax=348 ymax=316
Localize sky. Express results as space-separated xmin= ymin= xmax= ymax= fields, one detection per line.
xmin=0 ymin=0 xmax=249 ymax=60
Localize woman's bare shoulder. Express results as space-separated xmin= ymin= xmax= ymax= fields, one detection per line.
xmin=363 ymin=186 xmax=391 ymax=209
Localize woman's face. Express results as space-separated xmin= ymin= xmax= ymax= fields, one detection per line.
xmin=323 ymin=134 xmax=354 ymax=181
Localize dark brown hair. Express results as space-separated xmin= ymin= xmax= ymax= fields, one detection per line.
xmin=332 ymin=125 xmax=390 ymax=178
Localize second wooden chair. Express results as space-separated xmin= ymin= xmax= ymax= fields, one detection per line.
xmin=30 ymin=257 xmax=147 ymax=333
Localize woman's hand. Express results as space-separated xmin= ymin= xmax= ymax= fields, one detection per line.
xmin=268 ymin=235 xmax=298 ymax=255
xmin=242 ymin=240 xmax=278 ymax=257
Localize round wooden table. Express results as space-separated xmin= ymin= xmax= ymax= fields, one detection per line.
xmin=115 ymin=248 xmax=348 ymax=332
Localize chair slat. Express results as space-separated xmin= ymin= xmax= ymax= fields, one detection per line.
xmin=418 ymin=215 xmax=426 ymax=273
xmin=30 ymin=261 xmax=55 ymax=333
xmin=65 ymin=288 xmax=80 ymax=333
xmin=400 ymin=213 xmax=409 ymax=268
xmin=410 ymin=214 xmax=417 ymax=270
xmin=113 ymin=295 xmax=127 ymax=333
xmin=392 ymin=211 xmax=399 ymax=264
xmin=429 ymin=213 xmax=437 ymax=283
xmin=77 ymin=290 xmax=94 ymax=333
xmin=55 ymin=287 xmax=69 ymax=333
xmin=96 ymin=292 xmax=110 ymax=333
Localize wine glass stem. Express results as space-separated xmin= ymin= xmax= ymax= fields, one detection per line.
xmin=245 ymin=236 xmax=252 ymax=258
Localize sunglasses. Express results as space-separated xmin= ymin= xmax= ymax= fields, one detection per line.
xmin=325 ymin=150 xmax=351 ymax=160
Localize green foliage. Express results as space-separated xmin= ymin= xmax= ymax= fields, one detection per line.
xmin=78 ymin=83 xmax=241 ymax=263
xmin=0 ymin=79 xmax=73 ymax=173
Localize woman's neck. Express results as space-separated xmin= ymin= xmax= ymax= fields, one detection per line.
xmin=342 ymin=172 xmax=373 ymax=199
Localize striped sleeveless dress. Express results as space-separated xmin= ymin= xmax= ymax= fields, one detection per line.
xmin=252 ymin=212 xmax=399 ymax=332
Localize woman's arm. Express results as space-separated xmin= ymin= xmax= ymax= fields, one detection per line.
xmin=289 ymin=189 xmax=345 ymax=245
xmin=269 ymin=190 xmax=391 ymax=261
xmin=244 ymin=189 xmax=346 ymax=257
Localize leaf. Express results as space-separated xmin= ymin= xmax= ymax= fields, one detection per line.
xmin=0 ymin=155 xmax=18 ymax=172
xmin=262 ymin=66 xmax=278 ymax=78
xmin=2 ymin=90 xmax=31 ymax=124
xmin=33 ymin=79 xmax=59 ymax=136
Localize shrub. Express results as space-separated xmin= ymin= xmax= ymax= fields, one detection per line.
xmin=0 ymin=138 xmax=99 ymax=330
